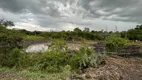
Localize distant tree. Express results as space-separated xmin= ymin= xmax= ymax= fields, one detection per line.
xmin=83 ymin=27 xmax=90 ymax=32
xmin=0 ymin=19 xmax=14 ymax=27
xmin=91 ymin=30 xmax=95 ymax=33
xmin=121 ymin=31 xmax=127 ymax=38
xmin=135 ymin=25 xmax=142 ymax=30
xmin=74 ymin=27 xmax=82 ymax=32
xmin=127 ymin=25 xmax=142 ymax=41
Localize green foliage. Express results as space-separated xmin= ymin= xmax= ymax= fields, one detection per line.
xmin=83 ymin=28 xmax=90 ymax=32
xmin=23 ymin=40 xmax=105 ymax=73
xmin=0 ymin=48 xmax=34 ymax=69
xmin=46 ymin=65 xmax=72 ymax=80
xmin=0 ymin=20 xmax=23 ymax=67
xmin=37 ymin=39 xmax=69 ymax=72
xmin=48 ymin=39 xmax=68 ymax=51
xmin=39 ymin=27 xmax=105 ymax=41
xmin=23 ymin=65 xmax=71 ymax=80
xmin=105 ymin=34 xmax=129 ymax=52
xmin=8 ymin=48 xmax=21 ymax=67
xmin=121 ymin=31 xmax=127 ymax=38
xmin=69 ymin=45 xmax=104 ymax=70
xmin=74 ymin=27 xmax=82 ymax=32
xmin=0 ymin=19 xmax=14 ymax=27
xmin=127 ymin=25 xmax=142 ymax=41
xmin=0 ymin=20 xmax=106 ymax=76
xmin=15 ymin=52 xmax=43 ymax=70
xmin=24 ymin=35 xmax=44 ymax=40
xmin=22 ymin=70 xmax=45 ymax=78
xmin=0 ymin=66 xmax=11 ymax=71
xmin=0 ymin=28 xmax=23 ymax=67
xmin=38 ymin=50 xmax=69 ymax=73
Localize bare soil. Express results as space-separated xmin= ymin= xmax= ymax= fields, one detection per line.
xmin=80 ymin=56 xmax=142 ymax=80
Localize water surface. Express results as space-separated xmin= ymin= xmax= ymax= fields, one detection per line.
xmin=25 ymin=43 xmax=48 ymax=53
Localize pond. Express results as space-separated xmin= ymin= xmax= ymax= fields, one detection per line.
xmin=25 ymin=43 xmax=48 ymax=53
xmin=24 ymin=42 xmax=84 ymax=53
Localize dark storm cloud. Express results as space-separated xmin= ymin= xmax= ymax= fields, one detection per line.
xmin=78 ymin=0 xmax=142 ymax=23
xmin=0 ymin=0 xmax=142 ymax=30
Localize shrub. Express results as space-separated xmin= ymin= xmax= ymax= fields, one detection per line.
xmin=0 ymin=24 xmax=23 ymax=67
xmin=0 ymin=48 xmax=22 ymax=67
xmin=38 ymin=39 xmax=70 ymax=73
xmin=14 ymin=52 xmax=43 ymax=70
xmin=8 ymin=48 xmax=21 ymax=67
xmin=48 ymin=39 xmax=68 ymax=51
xmin=38 ymin=50 xmax=70 ymax=73
xmin=105 ymin=34 xmax=129 ymax=52
xmin=69 ymin=45 xmax=105 ymax=70
xmin=24 ymin=35 xmax=44 ymax=40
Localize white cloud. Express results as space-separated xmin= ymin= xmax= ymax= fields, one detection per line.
xmin=96 ymin=10 xmax=110 ymax=15
xmin=8 ymin=22 xmax=50 ymax=31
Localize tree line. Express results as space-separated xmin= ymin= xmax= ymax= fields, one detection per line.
xmin=0 ymin=19 xmax=142 ymax=42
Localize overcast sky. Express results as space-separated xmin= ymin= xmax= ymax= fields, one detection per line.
xmin=0 ymin=0 xmax=142 ymax=31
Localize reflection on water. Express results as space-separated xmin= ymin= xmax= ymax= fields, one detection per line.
xmin=25 ymin=43 xmax=48 ymax=53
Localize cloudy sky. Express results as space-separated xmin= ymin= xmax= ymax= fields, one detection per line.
xmin=0 ymin=0 xmax=142 ymax=31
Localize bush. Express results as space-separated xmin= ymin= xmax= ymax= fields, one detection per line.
xmin=48 ymin=39 xmax=67 ymax=50
xmin=105 ymin=34 xmax=129 ymax=52
xmin=8 ymin=48 xmax=21 ymax=67
xmin=0 ymin=35 xmax=105 ymax=75
xmin=69 ymin=45 xmax=105 ymax=70
xmin=36 ymin=40 xmax=105 ymax=73
xmin=0 ymin=48 xmax=22 ymax=67
xmin=0 ymin=24 xmax=23 ymax=67
xmin=40 ymin=39 xmax=105 ymax=72
xmin=38 ymin=50 xmax=70 ymax=73
xmin=38 ymin=39 xmax=70 ymax=73
xmin=24 ymin=35 xmax=44 ymax=40
xmin=14 ymin=52 xmax=43 ymax=70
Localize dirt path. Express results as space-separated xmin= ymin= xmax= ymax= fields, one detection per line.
xmin=81 ymin=56 xmax=142 ymax=80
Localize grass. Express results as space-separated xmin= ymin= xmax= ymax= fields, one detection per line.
xmin=127 ymin=41 xmax=142 ymax=46
xmin=21 ymin=68 xmax=71 ymax=80
xmin=22 ymin=65 xmax=72 ymax=80
xmin=22 ymin=70 xmax=45 ymax=78
xmin=0 ymin=66 xmax=11 ymax=71
xmin=0 ymin=65 xmax=72 ymax=80
xmin=24 ymin=35 xmax=45 ymax=40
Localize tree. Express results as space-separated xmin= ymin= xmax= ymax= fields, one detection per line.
xmin=127 ymin=25 xmax=142 ymax=41
xmin=73 ymin=27 xmax=82 ymax=32
xmin=0 ymin=19 xmax=23 ymax=66
xmin=83 ymin=28 xmax=90 ymax=32
xmin=0 ymin=19 xmax=14 ymax=27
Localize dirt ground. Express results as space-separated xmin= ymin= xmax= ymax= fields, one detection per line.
xmin=80 ymin=56 xmax=142 ymax=80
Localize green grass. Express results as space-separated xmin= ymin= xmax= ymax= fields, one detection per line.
xmin=24 ymin=35 xmax=45 ymax=40
xmin=0 ymin=67 xmax=71 ymax=80
xmin=0 ymin=66 xmax=11 ymax=71
xmin=21 ymin=65 xmax=72 ymax=80
xmin=127 ymin=41 xmax=142 ymax=46
xmin=22 ymin=70 xmax=45 ymax=78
